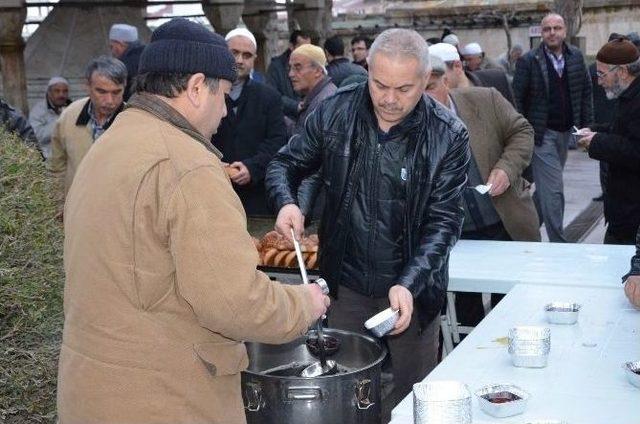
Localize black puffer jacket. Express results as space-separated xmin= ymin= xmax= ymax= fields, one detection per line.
xmin=512 ymin=43 xmax=593 ymax=145
xmin=265 ymin=83 xmax=470 ymax=323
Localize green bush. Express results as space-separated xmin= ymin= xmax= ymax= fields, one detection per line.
xmin=0 ymin=129 xmax=63 ymax=423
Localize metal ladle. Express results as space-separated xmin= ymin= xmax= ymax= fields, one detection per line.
xmin=290 ymin=229 xmax=337 ymax=378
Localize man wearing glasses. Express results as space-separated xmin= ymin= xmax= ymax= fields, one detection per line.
xmin=287 ymin=44 xmax=337 ymax=137
xmin=513 ymin=13 xmax=592 ymax=242
xmin=211 ymin=28 xmax=287 ymax=216
xmin=577 ymin=37 xmax=640 ymax=245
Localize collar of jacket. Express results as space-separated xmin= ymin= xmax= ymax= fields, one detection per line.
xmin=75 ymin=98 xmax=125 ymax=129
xmin=620 ymin=75 xmax=640 ymax=101
xmin=301 ymin=76 xmax=334 ymax=111
xmin=127 ymin=93 xmax=223 ymax=159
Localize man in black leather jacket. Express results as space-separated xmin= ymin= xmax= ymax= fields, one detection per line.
xmin=266 ymin=28 xmax=470 ymax=406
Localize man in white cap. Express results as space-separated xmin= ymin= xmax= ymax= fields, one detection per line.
xmin=429 ymin=42 xmax=515 ymax=105
xmin=29 ymin=76 xmax=72 ymax=158
xmin=109 ymin=23 xmax=145 ymax=100
xmin=460 ymin=42 xmax=500 ymax=72
xmin=211 ymin=28 xmax=288 ymax=216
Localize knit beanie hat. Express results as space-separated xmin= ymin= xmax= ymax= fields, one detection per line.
xmin=291 ymin=44 xmax=327 ymax=67
xmin=139 ymin=18 xmax=236 ymax=82
xmin=596 ymin=37 xmax=640 ymax=65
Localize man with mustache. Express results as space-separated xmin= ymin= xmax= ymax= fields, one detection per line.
xmin=577 ymin=37 xmax=640 ymax=245
xmin=266 ymin=29 xmax=470 ymax=408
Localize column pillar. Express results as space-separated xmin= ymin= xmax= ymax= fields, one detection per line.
xmin=0 ymin=1 xmax=28 ymax=115
xmin=202 ymin=0 xmax=244 ymax=35
xmin=243 ymin=0 xmax=277 ymax=72
xmin=291 ymin=0 xmax=328 ymax=45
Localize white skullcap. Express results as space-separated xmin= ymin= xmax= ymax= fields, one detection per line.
xmin=225 ymin=27 xmax=257 ymax=50
xmin=428 ymin=43 xmax=460 ymax=62
xmin=109 ymin=24 xmax=139 ymax=43
xmin=442 ymin=34 xmax=459 ymax=46
xmin=460 ymin=42 xmax=483 ymax=56
xmin=47 ymin=76 xmax=69 ymax=88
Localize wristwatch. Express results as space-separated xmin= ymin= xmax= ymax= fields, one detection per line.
xmin=314 ymin=278 xmax=329 ymax=295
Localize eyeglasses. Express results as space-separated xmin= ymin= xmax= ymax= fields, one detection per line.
xmin=230 ymin=49 xmax=255 ymax=60
xmin=596 ymin=65 xmax=620 ymax=79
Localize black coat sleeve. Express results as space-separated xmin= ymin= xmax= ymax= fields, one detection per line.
xmin=512 ymin=56 xmax=531 ymax=115
xmin=396 ymin=125 xmax=470 ymax=310
xmin=265 ymin=104 xmax=324 ymax=212
xmin=588 ymin=125 xmax=640 ymax=170
xmin=242 ymin=89 xmax=287 ymax=186
xmin=623 ymin=226 xmax=640 ymax=281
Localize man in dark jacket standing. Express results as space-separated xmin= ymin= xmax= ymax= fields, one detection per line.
xmin=577 ymin=38 xmax=640 ymax=245
xmin=109 ymin=24 xmax=145 ymax=101
xmin=266 ymin=29 xmax=470 ymax=406
xmin=324 ymin=35 xmax=367 ymax=87
xmin=266 ymin=30 xmax=311 ymax=120
xmin=513 ymin=13 xmax=593 ymax=242
xmin=212 ymin=28 xmax=287 ymax=216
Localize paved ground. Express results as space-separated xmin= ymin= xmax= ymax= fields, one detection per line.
xmin=540 ymin=148 xmax=605 ymax=243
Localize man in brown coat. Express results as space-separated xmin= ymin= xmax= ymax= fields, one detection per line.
xmin=426 ymin=54 xmax=539 ymax=325
xmin=57 ymin=18 xmax=329 ymax=424
xmin=426 ymin=54 xmax=540 ymax=242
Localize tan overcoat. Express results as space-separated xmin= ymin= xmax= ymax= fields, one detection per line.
xmin=57 ymin=102 xmax=315 ymax=423
xmin=451 ymin=87 xmax=541 ymax=241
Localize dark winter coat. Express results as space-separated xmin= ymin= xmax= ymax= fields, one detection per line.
xmin=326 ymin=57 xmax=367 ymax=87
xmin=212 ymin=80 xmax=287 ymax=216
xmin=512 ymin=43 xmax=593 ymax=145
xmin=588 ymin=76 xmax=640 ymax=241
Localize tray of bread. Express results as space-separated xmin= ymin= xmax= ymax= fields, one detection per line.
xmin=253 ymin=231 xmax=319 ymax=270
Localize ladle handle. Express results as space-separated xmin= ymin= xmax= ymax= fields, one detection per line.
xmin=290 ymin=228 xmax=310 ymax=286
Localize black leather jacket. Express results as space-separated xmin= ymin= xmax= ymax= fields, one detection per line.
xmin=265 ymin=82 xmax=470 ymax=323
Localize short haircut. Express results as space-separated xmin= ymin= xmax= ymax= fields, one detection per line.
xmin=324 ymin=35 xmax=345 ymax=57
xmin=290 ymin=30 xmax=311 ymax=45
xmin=368 ymin=28 xmax=430 ymax=75
xmin=351 ymin=35 xmax=372 ymax=49
xmin=85 ymin=55 xmax=127 ymax=86
xmin=133 ymin=72 xmax=219 ymax=98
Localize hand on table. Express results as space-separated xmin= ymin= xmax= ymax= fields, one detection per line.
xmin=624 ymin=276 xmax=640 ymax=309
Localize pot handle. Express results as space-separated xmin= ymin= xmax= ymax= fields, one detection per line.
xmin=243 ymin=382 xmax=265 ymax=412
xmin=287 ymin=386 xmax=323 ymax=401
xmin=356 ymin=379 xmax=374 ymax=410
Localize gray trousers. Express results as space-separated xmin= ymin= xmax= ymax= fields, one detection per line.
xmin=532 ymin=129 xmax=572 ymax=242
xmin=328 ymin=285 xmax=440 ymax=408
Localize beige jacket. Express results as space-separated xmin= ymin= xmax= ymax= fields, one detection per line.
xmin=47 ymin=98 xmax=93 ymax=199
xmin=57 ymin=99 xmax=316 ymax=424
xmin=451 ymin=87 xmax=540 ymax=241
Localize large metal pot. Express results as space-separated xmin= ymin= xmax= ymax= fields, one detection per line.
xmin=241 ymin=328 xmax=387 ymax=424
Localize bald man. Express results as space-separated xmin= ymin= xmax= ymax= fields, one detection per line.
xmin=512 ymin=13 xmax=592 ymax=242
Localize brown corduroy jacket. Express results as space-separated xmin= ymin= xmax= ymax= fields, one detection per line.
xmin=57 ymin=96 xmax=316 ymax=424
xmin=451 ymin=87 xmax=541 ymax=241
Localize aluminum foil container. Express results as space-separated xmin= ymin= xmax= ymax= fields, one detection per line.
xmin=508 ymin=327 xmax=550 ymax=368
xmin=623 ymin=360 xmax=640 ymax=388
xmin=545 ymin=302 xmax=581 ymax=325
xmin=413 ymin=380 xmax=472 ymax=424
xmin=365 ymin=308 xmax=399 ymax=338
xmin=474 ymin=384 xmax=530 ymax=418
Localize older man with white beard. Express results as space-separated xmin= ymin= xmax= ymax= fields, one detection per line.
xmin=577 ymin=37 xmax=640 ymax=245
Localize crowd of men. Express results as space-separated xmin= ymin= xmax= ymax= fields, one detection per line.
xmin=1 ymin=12 xmax=639 ymax=424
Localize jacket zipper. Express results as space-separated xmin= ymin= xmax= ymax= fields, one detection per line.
xmin=367 ymin=142 xmax=381 ymax=296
